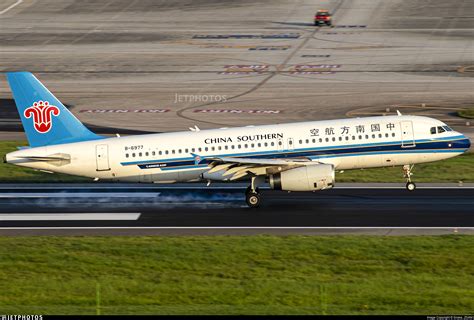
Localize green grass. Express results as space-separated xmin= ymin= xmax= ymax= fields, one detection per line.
xmin=0 ymin=236 xmax=473 ymax=315
xmin=1 ymin=141 xmax=472 ymax=183
xmin=458 ymin=108 xmax=474 ymax=119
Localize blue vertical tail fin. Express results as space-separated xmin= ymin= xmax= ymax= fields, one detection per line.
xmin=6 ymin=72 xmax=103 ymax=147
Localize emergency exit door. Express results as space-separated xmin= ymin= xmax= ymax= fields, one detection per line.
xmin=96 ymin=144 xmax=110 ymax=171
xmin=400 ymin=121 xmax=415 ymax=148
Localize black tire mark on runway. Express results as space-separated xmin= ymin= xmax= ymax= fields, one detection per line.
xmin=174 ymin=0 xmax=346 ymax=127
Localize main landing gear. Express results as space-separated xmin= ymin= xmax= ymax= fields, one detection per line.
xmin=403 ymin=164 xmax=416 ymax=191
xmin=245 ymin=176 xmax=265 ymax=208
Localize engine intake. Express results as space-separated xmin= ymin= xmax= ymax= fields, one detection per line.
xmin=269 ymin=164 xmax=335 ymax=191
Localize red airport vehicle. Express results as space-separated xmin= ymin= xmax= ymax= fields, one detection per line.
xmin=314 ymin=10 xmax=332 ymax=26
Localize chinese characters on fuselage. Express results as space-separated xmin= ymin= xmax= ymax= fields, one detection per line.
xmin=310 ymin=123 xmax=395 ymax=137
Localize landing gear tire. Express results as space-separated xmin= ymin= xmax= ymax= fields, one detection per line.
xmin=406 ymin=182 xmax=416 ymax=192
xmin=246 ymin=192 xmax=261 ymax=208
xmin=245 ymin=176 xmax=264 ymax=208
xmin=402 ymin=164 xmax=416 ymax=192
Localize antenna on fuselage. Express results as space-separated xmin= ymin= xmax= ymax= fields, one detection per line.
xmin=396 ymin=110 xmax=402 ymax=116
xmin=189 ymin=125 xmax=201 ymax=132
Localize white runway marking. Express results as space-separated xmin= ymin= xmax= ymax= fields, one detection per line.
xmin=0 ymin=226 xmax=471 ymax=230
xmin=0 ymin=0 xmax=23 ymax=15
xmin=0 ymin=213 xmax=141 ymax=221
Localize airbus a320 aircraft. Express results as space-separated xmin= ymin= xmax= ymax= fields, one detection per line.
xmin=5 ymin=72 xmax=471 ymax=207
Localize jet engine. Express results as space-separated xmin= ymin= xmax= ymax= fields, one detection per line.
xmin=269 ymin=164 xmax=334 ymax=191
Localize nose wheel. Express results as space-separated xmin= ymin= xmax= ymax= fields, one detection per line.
xmin=406 ymin=181 xmax=416 ymax=191
xmin=403 ymin=165 xmax=416 ymax=191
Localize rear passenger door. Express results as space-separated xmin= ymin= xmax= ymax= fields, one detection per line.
xmin=96 ymin=144 xmax=111 ymax=171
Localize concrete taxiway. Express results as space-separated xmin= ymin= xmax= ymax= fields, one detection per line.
xmin=0 ymin=0 xmax=472 ymax=140
xmin=0 ymin=183 xmax=472 ymax=236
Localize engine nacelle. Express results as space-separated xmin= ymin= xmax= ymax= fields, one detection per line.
xmin=269 ymin=164 xmax=335 ymax=191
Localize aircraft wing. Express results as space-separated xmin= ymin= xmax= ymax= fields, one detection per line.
xmin=203 ymin=155 xmax=312 ymax=180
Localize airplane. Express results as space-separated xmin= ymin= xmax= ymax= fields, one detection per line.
xmin=4 ymin=72 xmax=471 ymax=207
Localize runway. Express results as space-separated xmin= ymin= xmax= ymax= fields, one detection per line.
xmin=0 ymin=183 xmax=472 ymax=236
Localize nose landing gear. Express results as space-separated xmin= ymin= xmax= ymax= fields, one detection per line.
xmin=403 ymin=164 xmax=416 ymax=191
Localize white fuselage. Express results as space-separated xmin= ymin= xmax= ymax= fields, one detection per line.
xmin=6 ymin=115 xmax=470 ymax=183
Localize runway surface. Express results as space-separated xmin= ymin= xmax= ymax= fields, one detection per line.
xmin=0 ymin=183 xmax=472 ymax=235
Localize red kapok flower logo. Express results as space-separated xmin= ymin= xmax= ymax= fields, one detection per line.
xmin=23 ymin=101 xmax=60 ymax=133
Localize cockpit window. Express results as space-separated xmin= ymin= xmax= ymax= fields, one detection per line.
xmin=443 ymin=125 xmax=453 ymax=132
xmin=437 ymin=126 xmax=446 ymax=133
xmin=430 ymin=127 xmax=436 ymax=134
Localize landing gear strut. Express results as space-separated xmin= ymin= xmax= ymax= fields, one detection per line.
xmin=245 ymin=176 xmax=264 ymax=208
xmin=403 ymin=164 xmax=416 ymax=191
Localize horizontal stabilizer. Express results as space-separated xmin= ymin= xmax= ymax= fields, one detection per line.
xmin=16 ymin=153 xmax=71 ymax=161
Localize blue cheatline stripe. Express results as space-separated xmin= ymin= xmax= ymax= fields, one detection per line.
xmin=137 ymin=147 xmax=468 ymax=171
xmin=123 ymin=136 xmax=468 ymax=169
xmin=121 ymin=134 xmax=466 ymax=166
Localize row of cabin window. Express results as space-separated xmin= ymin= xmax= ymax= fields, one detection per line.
xmin=298 ymin=132 xmax=396 ymax=145
xmin=125 ymin=142 xmax=279 ymax=158
xmin=125 ymin=132 xmax=397 ymax=158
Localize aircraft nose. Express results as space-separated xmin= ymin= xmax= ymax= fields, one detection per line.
xmin=465 ymin=135 xmax=471 ymax=150
xmin=456 ymin=134 xmax=471 ymax=151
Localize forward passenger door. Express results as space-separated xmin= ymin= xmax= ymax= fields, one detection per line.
xmin=400 ymin=121 xmax=415 ymax=148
